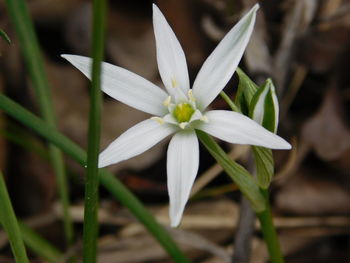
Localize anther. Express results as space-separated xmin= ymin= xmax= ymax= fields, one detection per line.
xmin=188 ymin=89 xmax=196 ymax=102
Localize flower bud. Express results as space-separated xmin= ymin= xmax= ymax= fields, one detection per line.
xmin=249 ymin=79 xmax=279 ymax=133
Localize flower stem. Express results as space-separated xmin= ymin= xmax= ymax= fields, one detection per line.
xmin=5 ymin=0 xmax=73 ymax=246
xmin=256 ymin=189 xmax=284 ymax=263
xmin=82 ymin=0 xmax=106 ymax=261
xmin=0 ymin=94 xmax=190 ymax=262
xmin=220 ymin=91 xmax=240 ymax=112
xmin=0 ymin=171 xmax=30 ymax=263
xmin=197 ymin=130 xmax=284 ymax=262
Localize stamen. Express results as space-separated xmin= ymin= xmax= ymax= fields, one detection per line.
xmin=173 ymin=103 xmax=195 ymax=123
xmin=163 ymin=96 xmax=171 ymax=107
xmin=151 ymin=117 xmax=165 ymax=125
xmin=179 ymin=122 xmax=187 ymax=129
xmin=188 ymin=89 xmax=196 ymax=102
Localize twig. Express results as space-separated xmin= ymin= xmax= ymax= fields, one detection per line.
xmin=232 ymin=153 xmax=256 ymax=263
xmin=232 ymin=197 xmax=255 ymax=263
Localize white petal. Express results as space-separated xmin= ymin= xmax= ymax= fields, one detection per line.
xmin=192 ymin=4 xmax=259 ymax=110
xmin=163 ymin=113 xmax=178 ymax=125
xmin=167 ymin=131 xmax=199 ymax=227
xmin=61 ymin=54 xmax=168 ymax=116
xmin=189 ymin=109 xmax=203 ymax=123
xmin=152 ymin=4 xmax=190 ymax=99
xmin=198 ymin=110 xmax=291 ymax=149
xmin=99 ymin=119 xmax=176 ymax=168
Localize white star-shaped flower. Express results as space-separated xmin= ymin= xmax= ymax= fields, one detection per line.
xmin=62 ymin=4 xmax=291 ymax=227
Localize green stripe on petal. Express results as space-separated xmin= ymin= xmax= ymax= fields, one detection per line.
xmin=235 ymin=67 xmax=259 ymax=115
xmin=250 ymin=79 xmax=279 ymax=133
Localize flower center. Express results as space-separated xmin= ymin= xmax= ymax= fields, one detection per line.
xmin=173 ymin=103 xmax=195 ymax=123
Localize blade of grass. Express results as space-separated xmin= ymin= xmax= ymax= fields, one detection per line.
xmin=5 ymin=0 xmax=73 ymax=245
xmin=0 ymin=170 xmax=30 ymax=263
xmin=0 ymin=94 xmax=190 ymax=262
xmin=83 ymin=0 xmax=106 ymax=261
xmin=19 ymin=223 xmax=63 ymax=263
xmin=0 ymin=124 xmax=48 ymax=161
xmin=0 ymin=29 xmax=11 ymax=44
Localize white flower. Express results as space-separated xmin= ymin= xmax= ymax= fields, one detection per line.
xmin=62 ymin=4 xmax=291 ymax=227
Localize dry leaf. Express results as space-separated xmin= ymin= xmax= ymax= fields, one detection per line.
xmin=275 ymin=168 xmax=350 ymax=215
xmin=302 ymin=88 xmax=350 ymax=161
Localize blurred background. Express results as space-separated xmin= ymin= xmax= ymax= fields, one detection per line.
xmin=0 ymin=0 xmax=350 ymax=262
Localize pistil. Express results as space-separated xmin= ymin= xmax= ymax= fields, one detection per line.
xmin=173 ymin=103 xmax=195 ymax=123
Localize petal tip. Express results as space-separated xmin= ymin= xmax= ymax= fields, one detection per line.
xmin=276 ymin=139 xmax=292 ymax=150
xmin=97 ymin=159 xmax=107 ymax=169
xmin=284 ymin=141 xmax=292 ymax=150
xmin=152 ymin=3 xmax=161 ymax=15
xmin=253 ymin=3 xmax=260 ymax=11
xmin=60 ymin=54 xmax=78 ymax=63
xmin=169 ymin=213 xmax=181 ymax=228
xmin=170 ymin=222 xmax=179 ymax=228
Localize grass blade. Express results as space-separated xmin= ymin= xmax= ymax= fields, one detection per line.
xmin=4 ymin=0 xmax=73 ymax=245
xmin=19 ymin=223 xmax=63 ymax=263
xmin=0 ymin=94 xmax=190 ymax=262
xmin=0 ymin=171 xmax=30 ymax=263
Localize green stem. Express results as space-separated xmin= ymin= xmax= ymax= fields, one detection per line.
xmin=256 ymin=189 xmax=284 ymax=263
xmin=220 ymin=91 xmax=240 ymax=112
xmin=83 ymin=0 xmax=106 ymax=261
xmin=5 ymin=0 xmax=73 ymax=245
xmin=0 ymin=94 xmax=189 ymax=262
xmin=0 ymin=171 xmax=30 ymax=263
xmin=197 ymin=130 xmax=283 ymax=262
xmin=196 ymin=130 xmax=265 ymax=212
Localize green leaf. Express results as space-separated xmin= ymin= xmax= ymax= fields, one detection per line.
xmin=0 ymin=122 xmax=48 ymax=161
xmin=196 ymin=130 xmax=266 ymax=212
xmin=19 ymin=223 xmax=62 ymax=262
xmin=0 ymin=171 xmax=30 ymax=263
xmin=252 ymin=146 xmax=274 ymax=189
xmin=235 ymin=67 xmax=259 ymax=114
xmin=0 ymin=29 xmax=11 ymax=44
